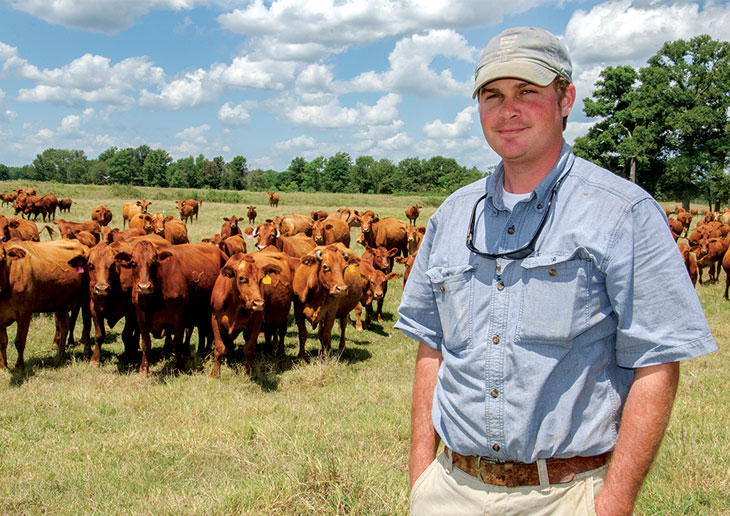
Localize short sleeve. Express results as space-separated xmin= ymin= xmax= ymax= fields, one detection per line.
xmin=394 ymin=215 xmax=444 ymax=350
xmin=604 ymin=199 xmax=716 ymax=368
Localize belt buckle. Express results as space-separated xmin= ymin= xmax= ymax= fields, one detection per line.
xmin=475 ymin=455 xmax=500 ymax=483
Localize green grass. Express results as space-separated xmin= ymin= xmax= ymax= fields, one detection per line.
xmin=0 ymin=182 xmax=728 ymax=515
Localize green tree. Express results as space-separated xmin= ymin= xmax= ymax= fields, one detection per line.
xmin=248 ymin=168 xmax=275 ymax=191
xmin=303 ymin=156 xmax=324 ymax=192
xmin=397 ymin=157 xmax=423 ymax=192
xmin=351 ymin=155 xmax=377 ymax=193
xmin=287 ymin=157 xmax=307 ymax=191
xmin=32 ymin=148 xmax=89 ymax=183
xmin=107 ymin=147 xmax=134 ymax=184
xmin=0 ymin=164 xmax=9 ymax=181
xmin=143 ymin=149 xmax=172 ymax=187
xmin=322 ymin=152 xmax=353 ymax=192
xmin=227 ymin=155 xmax=248 ymax=190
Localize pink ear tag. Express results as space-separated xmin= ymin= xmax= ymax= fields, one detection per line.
xmin=76 ymin=265 xmax=84 ymax=273
xmin=248 ymin=234 xmax=254 ymax=239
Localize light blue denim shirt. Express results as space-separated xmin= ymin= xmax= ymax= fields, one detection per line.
xmin=395 ymin=143 xmax=716 ymax=463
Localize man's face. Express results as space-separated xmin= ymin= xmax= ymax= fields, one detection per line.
xmin=477 ymin=78 xmax=575 ymax=170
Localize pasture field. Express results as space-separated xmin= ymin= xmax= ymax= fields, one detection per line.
xmin=0 ymin=181 xmax=728 ymax=515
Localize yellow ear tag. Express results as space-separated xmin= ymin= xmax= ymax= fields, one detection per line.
xmin=262 ymin=276 xmax=272 ymax=285
xmin=347 ymin=264 xmax=357 ymax=272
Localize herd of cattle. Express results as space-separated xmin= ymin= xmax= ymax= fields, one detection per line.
xmin=0 ymin=187 xmax=427 ymax=378
xmin=667 ymin=206 xmax=730 ymax=298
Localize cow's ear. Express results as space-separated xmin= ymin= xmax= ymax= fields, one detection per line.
xmin=9 ymin=220 xmax=20 ymax=228
xmin=385 ymin=272 xmax=399 ymax=281
xmin=223 ymin=217 xmax=230 ymax=222
xmin=114 ymin=252 xmax=134 ymax=268
xmin=388 ymin=248 xmax=399 ymax=257
xmin=418 ymin=227 xmax=426 ymax=234
xmin=158 ymin=250 xmax=174 ymax=262
xmin=165 ymin=216 xmax=173 ymax=222
xmin=302 ymin=255 xmax=316 ymax=266
xmin=395 ymin=256 xmax=406 ymax=264
xmin=68 ymin=255 xmax=87 ymax=271
xmin=325 ymin=223 xmax=334 ymax=231
xmin=6 ymin=247 xmax=27 ymax=260
xmin=221 ymin=265 xmax=235 ymax=278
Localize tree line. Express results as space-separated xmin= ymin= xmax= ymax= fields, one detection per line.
xmin=0 ymin=146 xmax=485 ymax=196
xmin=2 ymin=35 xmax=728 ymax=203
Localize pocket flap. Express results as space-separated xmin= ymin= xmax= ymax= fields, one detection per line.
xmin=425 ymin=265 xmax=475 ymax=283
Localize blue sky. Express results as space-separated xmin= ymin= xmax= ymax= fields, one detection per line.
xmin=1 ymin=0 xmax=729 ymax=172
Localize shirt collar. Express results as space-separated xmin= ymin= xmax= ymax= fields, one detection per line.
xmin=486 ymin=141 xmax=575 ymax=211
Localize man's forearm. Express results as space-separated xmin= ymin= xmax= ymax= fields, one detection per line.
xmin=596 ymin=361 xmax=680 ymax=516
xmin=409 ymin=342 xmax=442 ymax=488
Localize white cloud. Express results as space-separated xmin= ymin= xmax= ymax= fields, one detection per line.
xmin=18 ymin=85 xmax=135 ymax=107
xmin=3 ymin=110 xmax=17 ymax=122
xmin=283 ymin=92 xmax=401 ymax=128
xmin=564 ymin=121 xmax=595 ymax=145
xmin=139 ymin=69 xmax=219 ymax=109
xmin=218 ymin=0 xmax=538 ymax=48
xmin=10 ymin=0 xmax=203 ymax=33
xmin=565 ymin=0 xmax=730 ymax=68
xmin=274 ymin=135 xmax=317 ymax=150
xmin=348 ymin=29 xmax=474 ymax=97
xmin=215 ymin=56 xmax=298 ymax=90
xmin=423 ymin=105 xmax=476 ymax=139
xmin=218 ymin=102 xmax=251 ymax=125
xmin=176 ymin=124 xmax=210 ymax=144
xmin=353 ymin=120 xmax=404 ymax=140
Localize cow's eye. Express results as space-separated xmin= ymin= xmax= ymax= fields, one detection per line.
xmin=87 ymin=264 xmax=95 ymax=271
xmin=322 ymin=265 xmax=330 ymax=272
xmin=238 ymin=276 xmax=248 ymax=284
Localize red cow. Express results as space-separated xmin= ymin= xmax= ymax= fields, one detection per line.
xmin=311 ymin=210 xmax=328 ymax=221
xmin=292 ymin=244 xmax=363 ymax=359
xmin=58 ymin=198 xmax=73 ymax=213
xmin=128 ymin=213 xmax=155 ymax=235
xmin=221 ymin=215 xmax=243 ymax=239
xmin=268 ymin=191 xmax=279 ymax=207
xmin=331 ymin=208 xmax=362 ymax=227
xmin=53 ymin=219 xmax=102 ymax=241
xmin=354 ymin=256 xmax=397 ymax=331
xmin=677 ymin=242 xmax=698 ymax=287
xmin=279 ymin=214 xmax=314 ymax=237
xmin=0 ymin=240 xmax=89 ymax=370
xmin=676 ymin=210 xmax=692 ymax=238
xmin=218 ymin=235 xmax=247 ymax=257
xmin=406 ymin=225 xmax=425 ymax=255
xmin=312 ymin=218 xmax=351 ymax=247
xmin=361 ymin=245 xmax=398 ymax=321
xmin=695 ymin=237 xmax=728 ymax=285
xmin=23 ymin=193 xmax=58 ymax=222
xmin=1 ymin=215 xmax=53 ymax=242
xmin=405 ymin=204 xmax=421 ymax=225
xmin=177 ymin=199 xmax=200 ymax=223
xmin=91 ymin=205 xmax=113 ymax=227
xmin=86 ymin=234 xmax=171 ymax=366
xmin=357 ymin=215 xmax=407 ymax=256
xmin=253 ymin=222 xmax=317 ymax=258
xmin=152 ymin=215 xmax=189 ymax=244
xmin=210 ymin=251 xmax=292 ymax=377
xmin=115 ymin=241 xmax=226 ymax=375
xmin=122 ymin=200 xmax=152 ymax=229
xmin=247 ymin=206 xmax=257 ymax=226
xmin=667 ymin=217 xmax=683 ymax=241
xmin=0 ymin=192 xmax=17 ymax=207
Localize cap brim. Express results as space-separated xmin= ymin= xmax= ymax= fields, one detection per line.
xmin=472 ymin=62 xmax=558 ymax=98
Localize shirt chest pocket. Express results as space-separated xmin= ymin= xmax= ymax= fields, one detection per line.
xmin=516 ymin=255 xmax=591 ymax=345
xmin=425 ymin=265 xmax=475 ymax=351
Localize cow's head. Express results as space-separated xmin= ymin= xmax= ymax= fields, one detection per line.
xmin=313 ymin=245 xmax=348 ymax=297
xmin=137 ymin=200 xmax=152 ymax=213
xmin=254 ymin=222 xmax=279 ymax=251
xmin=221 ymin=254 xmax=265 ymax=312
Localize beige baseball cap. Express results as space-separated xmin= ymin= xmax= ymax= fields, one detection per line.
xmin=473 ymin=26 xmax=572 ymax=98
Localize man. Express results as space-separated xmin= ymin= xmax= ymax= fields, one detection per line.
xmin=395 ymin=26 xmax=716 ymax=516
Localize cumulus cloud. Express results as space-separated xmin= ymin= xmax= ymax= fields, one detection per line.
xmin=348 ymin=29 xmax=475 ymax=97
xmin=423 ymin=105 xmax=477 ymax=139
xmin=565 ymin=0 xmax=730 ymax=68
xmin=218 ymin=0 xmax=537 ymax=48
xmin=284 ymin=92 xmax=402 ymax=128
xmin=218 ymin=102 xmax=251 ymax=125
xmin=139 ymin=69 xmax=219 ymax=109
xmin=274 ymin=135 xmax=317 ymax=150
xmin=176 ymin=124 xmax=210 ymax=144
xmin=10 ymin=0 xmax=203 ymax=33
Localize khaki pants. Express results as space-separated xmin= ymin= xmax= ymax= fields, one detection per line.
xmin=410 ymin=451 xmax=607 ymax=516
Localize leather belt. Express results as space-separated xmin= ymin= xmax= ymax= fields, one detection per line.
xmin=445 ymin=447 xmax=611 ymax=488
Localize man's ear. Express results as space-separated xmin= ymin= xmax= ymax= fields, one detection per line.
xmin=561 ymin=83 xmax=576 ymax=117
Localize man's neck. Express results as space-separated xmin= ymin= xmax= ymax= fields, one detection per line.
xmin=502 ymin=142 xmax=564 ymax=194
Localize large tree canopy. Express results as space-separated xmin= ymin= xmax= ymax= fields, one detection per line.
xmin=574 ymin=35 xmax=730 ymax=207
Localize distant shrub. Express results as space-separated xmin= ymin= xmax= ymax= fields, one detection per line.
xmin=109 ymin=183 xmax=143 ymax=199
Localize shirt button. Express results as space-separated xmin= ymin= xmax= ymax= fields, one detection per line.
xmin=440 ymin=285 xmax=445 ymax=292
xmin=492 ymin=336 xmax=500 ymax=344
xmin=537 ymin=204 xmax=543 ymax=210
xmin=548 ymin=269 xmax=557 ymax=276
xmin=490 ymin=389 xmax=499 ymax=398
xmin=507 ymin=226 xmax=515 ymax=234
xmin=492 ymin=444 xmax=500 ymax=452
xmin=497 ymin=283 xmax=504 ymax=291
